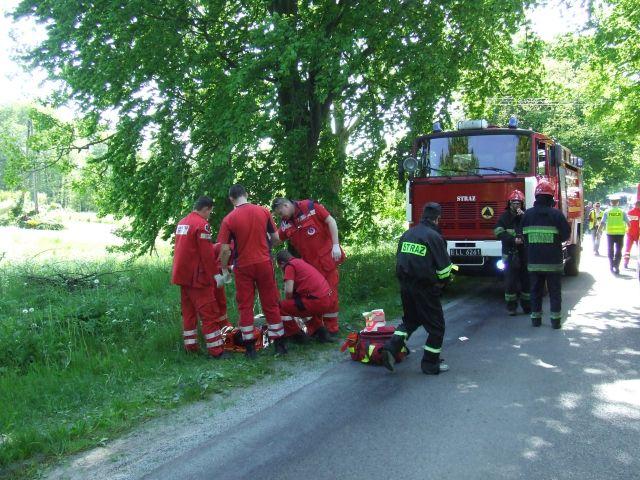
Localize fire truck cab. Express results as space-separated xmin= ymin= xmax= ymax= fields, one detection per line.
xmin=401 ymin=118 xmax=584 ymax=275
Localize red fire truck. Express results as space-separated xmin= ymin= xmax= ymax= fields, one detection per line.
xmin=401 ymin=118 xmax=584 ymax=275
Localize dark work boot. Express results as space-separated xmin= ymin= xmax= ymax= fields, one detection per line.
xmin=421 ymin=357 xmax=449 ymax=375
xmin=274 ymin=337 xmax=288 ymax=356
xmin=290 ymin=332 xmax=311 ymax=345
xmin=314 ymin=326 xmax=335 ymax=344
xmin=520 ymin=299 xmax=531 ymax=315
xmin=244 ymin=341 xmax=257 ymax=360
xmin=507 ymin=301 xmax=517 ymax=316
xmin=381 ymin=334 xmax=405 ymax=372
xmin=531 ymin=313 xmax=542 ymax=327
xmin=550 ymin=314 xmax=562 ymax=330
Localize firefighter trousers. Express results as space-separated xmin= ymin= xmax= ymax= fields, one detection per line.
xmin=395 ymin=279 xmax=445 ymax=366
xmin=234 ymin=260 xmax=284 ymax=342
xmin=529 ymin=272 xmax=562 ymax=322
xmin=607 ymin=234 xmax=624 ymax=270
xmin=180 ymin=286 xmax=224 ymax=356
xmin=280 ymin=293 xmax=336 ymax=337
xmin=504 ymin=254 xmax=530 ymax=311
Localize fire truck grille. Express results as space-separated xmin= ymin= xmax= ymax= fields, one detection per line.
xmin=438 ymin=201 xmax=501 ymax=231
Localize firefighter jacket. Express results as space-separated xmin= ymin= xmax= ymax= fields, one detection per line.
xmin=396 ymin=219 xmax=455 ymax=285
xmin=171 ymin=212 xmax=218 ymax=287
xmin=494 ymin=209 xmax=526 ymax=258
xmin=521 ymin=197 xmax=571 ymax=273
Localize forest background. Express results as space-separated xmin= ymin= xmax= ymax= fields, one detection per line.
xmin=1 ymin=0 xmax=639 ymax=250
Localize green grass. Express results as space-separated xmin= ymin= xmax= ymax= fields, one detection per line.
xmin=0 ymin=243 xmax=410 ymax=478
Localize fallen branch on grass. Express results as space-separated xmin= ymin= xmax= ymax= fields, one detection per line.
xmin=23 ymin=269 xmax=135 ymax=291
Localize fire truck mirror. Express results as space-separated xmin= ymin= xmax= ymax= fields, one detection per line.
xmin=551 ymin=144 xmax=563 ymax=167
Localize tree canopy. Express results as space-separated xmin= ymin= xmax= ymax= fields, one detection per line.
xmin=14 ymin=0 xmax=534 ymax=252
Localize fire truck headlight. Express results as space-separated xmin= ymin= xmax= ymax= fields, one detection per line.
xmin=496 ymin=259 xmax=506 ymax=271
xmin=402 ymin=156 xmax=419 ymax=175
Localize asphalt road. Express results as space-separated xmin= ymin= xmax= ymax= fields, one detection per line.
xmin=145 ymin=247 xmax=640 ymax=480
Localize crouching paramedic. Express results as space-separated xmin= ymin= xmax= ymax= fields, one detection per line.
xmin=382 ymin=203 xmax=456 ymax=375
xmin=494 ymin=189 xmax=530 ymax=316
xmin=271 ymin=197 xmax=345 ymax=336
xmin=171 ymin=196 xmax=225 ymax=359
xmin=276 ymin=250 xmax=335 ymax=343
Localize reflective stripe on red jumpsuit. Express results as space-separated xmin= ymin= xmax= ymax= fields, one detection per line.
xmin=278 ymin=200 xmax=345 ymax=334
xmin=171 ymin=212 xmax=224 ymax=356
xmin=624 ymin=207 xmax=640 ymax=266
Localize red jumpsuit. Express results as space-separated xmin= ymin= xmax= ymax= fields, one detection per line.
xmin=624 ymin=207 xmax=640 ymax=267
xmin=277 ymin=200 xmax=344 ymax=334
xmin=279 ymin=258 xmax=338 ymax=337
xmin=217 ymin=204 xmax=283 ymax=342
xmin=171 ymin=212 xmax=224 ymax=357
xmin=212 ymin=243 xmax=232 ymax=329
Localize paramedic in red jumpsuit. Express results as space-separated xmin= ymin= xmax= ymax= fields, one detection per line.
xmin=218 ymin=184 xmax=286 ymax=358
xmin=276 ymin=250 xmax=336 ymax=343
xmin=623 ymin=201 xmax=640 ymax=269
xmin=271 ymin=197 xmax=344 ymax=336
xmin=171 ymin=196 xmax=225 ymax=358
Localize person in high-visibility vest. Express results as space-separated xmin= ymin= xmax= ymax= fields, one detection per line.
xmin=598 ymin=196 xmax=629 ymax=275
xmin=589 ymin=202 xmax=605 ymax=255
xmin=623 ymin=201 xmax=640 ymax=269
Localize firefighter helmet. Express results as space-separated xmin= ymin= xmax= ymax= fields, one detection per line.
xmin=508 ymin=190 xmax=525 ymax=203
xmin=535 ymin=180 xmax=554 ymax=197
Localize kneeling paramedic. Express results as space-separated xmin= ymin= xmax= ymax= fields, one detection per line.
xmin=382 ymin=202 xmax=456 ymax=375
xmin=276 ymin=250 xmax=335 ymax=343
xmin=494 ymin=189 xmax=530 ymax=315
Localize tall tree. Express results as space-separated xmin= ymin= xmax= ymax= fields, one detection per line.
xmin=15 ymin=0 xmax=534 ymax=252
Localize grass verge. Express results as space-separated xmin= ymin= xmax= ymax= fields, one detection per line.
xmin=0 ymin=242 xmax=427 ymax=479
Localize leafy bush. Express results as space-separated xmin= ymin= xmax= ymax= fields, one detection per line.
xmin=17 ymin=218 xmax=64 ymax=231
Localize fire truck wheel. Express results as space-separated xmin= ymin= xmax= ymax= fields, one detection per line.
xmin=564 ymin=244 xmax=580 ymax=276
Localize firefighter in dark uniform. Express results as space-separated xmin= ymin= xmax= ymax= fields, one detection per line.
xmin=494 ymin=189 xmax=531 ymax=316
xmin=522 ymin=180 xmax=570 ymax=329
xmin=381 ymin=203 xmax=457 ymax=375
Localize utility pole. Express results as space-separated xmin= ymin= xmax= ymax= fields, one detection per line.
xmin=26 ymin=118 xmax=39 ymax=214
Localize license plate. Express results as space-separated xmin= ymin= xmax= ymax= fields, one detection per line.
xmin=450 ymin=248 xmax=481 ymax=256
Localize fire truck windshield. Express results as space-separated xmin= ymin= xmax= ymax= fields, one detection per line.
xmin=426 ymin=134 xmax=531 ymax=176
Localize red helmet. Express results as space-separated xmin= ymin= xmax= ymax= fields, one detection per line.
xmin=535 ymin=180 xmax=554 ymax=197
xmin=508 ymin=190 xmax=525 ymax=202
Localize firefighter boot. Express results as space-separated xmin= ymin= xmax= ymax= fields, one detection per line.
xmin=381 ymin=334 xmax=405 ymax=372
xmin=421 ymin=353 xmax=449 ymax=375
xmin=531 ymin=312 xmax=542 ymax=327
xmin=274 ymin=337 xmax=288 ymax=356
xmin=507 ymin=301 xmax=518 ymax=316
xmin=244 ymin=341 xmax=257 ymax=360
xmin=520 ymin=299 xmax=531 ymax=314
xmin=550 ymin=313 xmax=562 ymax=330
